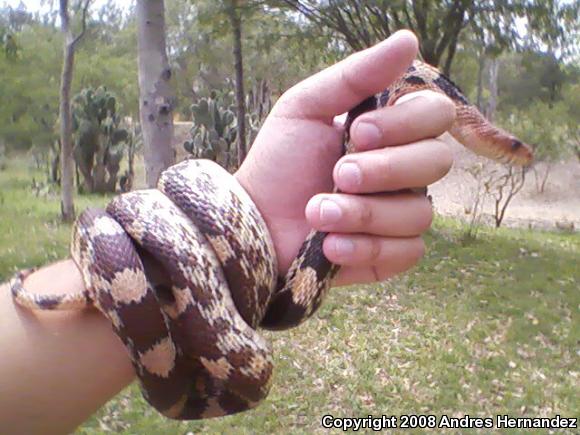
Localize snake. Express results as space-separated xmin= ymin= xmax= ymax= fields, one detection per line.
xmin=9 ymin=60 xmax=533 ymax=420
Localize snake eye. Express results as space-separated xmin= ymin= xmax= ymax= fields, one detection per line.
xmin=511 ymin=140 xmax=522 ymax=150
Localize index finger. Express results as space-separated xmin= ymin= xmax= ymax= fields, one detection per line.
xmin=273 ymin=30 xmax=418 ymax=123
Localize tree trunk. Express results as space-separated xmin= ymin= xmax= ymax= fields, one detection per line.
xmin=59 ymin=1 xmax=76 ymax=222
xmin=442 ymin=44 xmax=455 ymax=77
xmin=93 ymin=134 xmax=108 ymax=192
xmin=486 ymin=57 xmax=499 ymax=122
xmin=50 ymin=140 xmax=60 ymax=184
xmin=476 ymin=51 xmax=485 ymax=111
xmin=420 ymin=44 xmax=441 ymax=68
xmin=534 ymin=163 xmax=553 ymax=194
xmin=136 ymin=0 xmax=175 ymax=188
xmin=228 ymin=0 xmax=247 ymax=167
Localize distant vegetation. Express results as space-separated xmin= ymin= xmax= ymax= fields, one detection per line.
xmin=1 ymin=1 xmax=577 ymax=171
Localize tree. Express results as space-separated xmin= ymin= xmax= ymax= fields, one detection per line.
xmin=136 ymin=0 xmax=174 ymax=188
xmin=193 ymin=0 xmax=260 ymax=165
xmin=278 ymin=0 xmax=578 ymax=76
xmin=0 ymin=13 xmax=61 ymax=151
xmin=59 ymin=0 xmax=91 ymax=222
xmin=499 ymin=50 xmax=572 ymax=110
xmin=279 ymin=0 xmax=472 ymax=75
xmin=486 ymin=56 xmax=500 ymax=120
xmin=75 ymin=3 xmax=139 ymax=117
xmin=226 ymin=0 xmax=247 ymax=166
xmin=163 ymin=1 xmax=332 ymax=116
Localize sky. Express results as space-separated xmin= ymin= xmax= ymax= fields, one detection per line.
xmin=3 ymin=0 xmax=132 ymax=12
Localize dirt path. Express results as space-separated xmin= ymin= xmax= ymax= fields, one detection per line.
xmin=430 ymin=135 xmax=580 ymax=231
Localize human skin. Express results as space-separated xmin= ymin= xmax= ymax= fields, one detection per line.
xmin=0 ymin=30 xmax=454 ymax=434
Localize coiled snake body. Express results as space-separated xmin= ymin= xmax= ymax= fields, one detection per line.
xmin=10 ymin=60 xmax=533 ymax=419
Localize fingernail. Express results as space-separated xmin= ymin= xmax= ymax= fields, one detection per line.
xmin=338 ymin=162 xmax=362 ymax=189
xmin=319 ymin=199 xmax=342 ymax=225
xmin=354 ymin=121 xmax=381 ymax=148
xmin=333 ymin=238 xmax=355 ymax=258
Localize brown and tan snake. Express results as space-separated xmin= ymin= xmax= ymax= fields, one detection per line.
xmin=10 ymin=60 xmax=533 ymax=420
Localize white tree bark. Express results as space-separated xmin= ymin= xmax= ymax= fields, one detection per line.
xmin=486 ymin=57 xmax=499 ymax=122
xmin=136 ymin=0 xmax=175 ymax=187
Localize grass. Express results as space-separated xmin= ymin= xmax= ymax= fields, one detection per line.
xmin=0 ymin=157 xmax=113 ymax=280
xmin=1 ymin=157 xmax=578 ymax=434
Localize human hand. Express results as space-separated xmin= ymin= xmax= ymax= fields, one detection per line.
xmin=235 ymin=30 xmax=455 ymax=287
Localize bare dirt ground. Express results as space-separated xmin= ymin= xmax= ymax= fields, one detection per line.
xmin=430 ymin=135 xmax=580 ymax=231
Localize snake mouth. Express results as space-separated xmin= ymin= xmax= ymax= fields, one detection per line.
xmin=459 ymin=132 xmax=534 ymax=167
xmin=494 ymin=145 xmax=534 ymax=167
xmin=464 ymin=125 xmax=535 ymax=167
xmin=502 ymin=137 xmax=534 ymax=167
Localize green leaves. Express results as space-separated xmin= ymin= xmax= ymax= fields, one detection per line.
xmin=0 ymin=20 xmax=61 ymax=150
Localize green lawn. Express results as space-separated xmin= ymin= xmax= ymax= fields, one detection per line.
xmin=1 ymin=157 xmax=578 ymax=434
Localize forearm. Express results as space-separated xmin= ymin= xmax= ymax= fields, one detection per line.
xmin=0 ymin=260 xmax=134 ymax=435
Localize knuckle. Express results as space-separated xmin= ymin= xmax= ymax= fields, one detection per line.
xmin=367 ymin=237 xmax=383 ymax=263
xmin=272 ymin=86 xmax=312 ymax=117
xmin=378 ymin=152 xmax=394 ymax=184
xmin=356 ymin=200 xmax=374 ymax=228
xmin=339 ymin=62 xmax=367 ymax=98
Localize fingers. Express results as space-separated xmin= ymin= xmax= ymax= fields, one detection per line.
xmin=333 ymin=138 xmax=453 ymax=193
xmin=305 ymin=190 xmax=431 ymax=288
xmin=334 ymin=256 xmax=423 ymax=287
xmin=324 ymin=233 xmax=425 ymax=270
xmin=306 ymin=192 xmax=432 ymax=237
xmin=273 ymin=30 xmax=418 ymax=122
xmin=325 ymin=234 xmax=425 ymax=287
xmin=350 ymin=91 xmax=456 ymax=151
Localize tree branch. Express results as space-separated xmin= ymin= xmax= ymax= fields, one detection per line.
xmin=72 ymin=0 xmax=91 ymax=49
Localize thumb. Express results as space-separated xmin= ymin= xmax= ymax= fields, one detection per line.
xmin=273 ymin=30 xmax=418 ymax=123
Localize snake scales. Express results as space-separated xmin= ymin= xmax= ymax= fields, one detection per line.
xmin=10 ymin=60 xmax=533 ymax=420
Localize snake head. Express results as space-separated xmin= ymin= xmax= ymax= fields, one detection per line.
xmin=503 ymin=136 xmax=534 ymax=167
xmin=451 ymin=105 xmax=535 ymax=167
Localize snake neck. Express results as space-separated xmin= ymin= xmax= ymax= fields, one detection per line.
xmin=379 ymin=60 xmax=533 ymax=167
xmin=450 ymin=105 xmax=533 ymax=166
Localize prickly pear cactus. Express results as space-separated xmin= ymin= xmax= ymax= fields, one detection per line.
xmin=184 ymin=91 xmax=238 ymax=169
xmin=184 ymin=82 xmax=272 ymax=171
xmin=72 ymin=86 xmax=131 ymax=193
